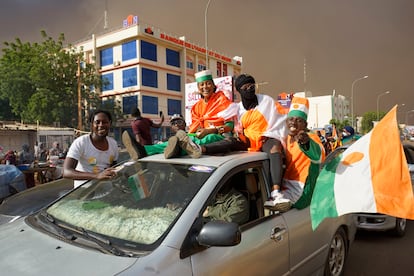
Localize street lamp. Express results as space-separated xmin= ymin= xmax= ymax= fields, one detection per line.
xmin=376 ymin=91 xmax=391 ymax=121
xmin=204 ymin=0 xmax=212 ymax=69
xmin=76 ymin=56 xmax=82 ymax=131
xmin=351 ymin=75 xmax=368 ymax=128
xmin=397 ymin=103 xmax=406 ymax=124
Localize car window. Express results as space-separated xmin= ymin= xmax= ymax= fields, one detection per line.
xmin=403 ymin=143 xmax=414 ymax=164
xmin=202 ymin=166 xmax=267 ymax=226
xmin=45 ymin=161 xmax=215 ymax=245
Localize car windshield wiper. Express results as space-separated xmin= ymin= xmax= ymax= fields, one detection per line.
xmin=39 ymin=211 xmax=130 ymax=256
xmin=75 ymin=227 xmax=131 ymax=257
xmin=39 ymin=211 xmax=76 ymax=241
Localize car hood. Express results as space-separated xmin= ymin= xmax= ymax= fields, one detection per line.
xmin=0 ymin=178 xmax=73 ymax=217
xmin=0 ymin=218 xmax=138 ymax=276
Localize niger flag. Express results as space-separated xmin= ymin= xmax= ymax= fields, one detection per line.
xmin=310 ymin=105 xmax=414 ymax=229
xmin=331 ymin=124 xmax=341 ymax=150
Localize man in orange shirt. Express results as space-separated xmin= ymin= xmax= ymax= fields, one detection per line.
xmin=265 ymin=97 xmax=326 ymax=211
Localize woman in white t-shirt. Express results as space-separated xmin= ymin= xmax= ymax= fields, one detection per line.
xmin=63 ymin=110 xmax=119 ymax=188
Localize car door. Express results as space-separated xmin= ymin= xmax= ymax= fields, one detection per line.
xmin=190 ymin=165 xmax=290 ymax=275
xmin=282 ymin=207 xmax=334 ymax=275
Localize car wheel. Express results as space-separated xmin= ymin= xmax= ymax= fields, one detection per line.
xmin=324 ymin=227 xmax=347 ymax=276
xmin=392 ymin=218 xmax=406 ymax=237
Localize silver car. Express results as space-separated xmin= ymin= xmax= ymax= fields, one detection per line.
xmin=0 ymin=152 xmax=356 ymax=275
xmin=331 ymin=143 xmax=414 ymax=237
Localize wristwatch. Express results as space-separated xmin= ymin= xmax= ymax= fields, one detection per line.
xmin=216 ymin=126 xmax=225 ymax=134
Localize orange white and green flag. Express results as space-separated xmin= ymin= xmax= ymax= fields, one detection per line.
xmin=330 ymin=124 xmax=341 ymax=150
xmin=310 ymin=105 xmax=414 ymax=230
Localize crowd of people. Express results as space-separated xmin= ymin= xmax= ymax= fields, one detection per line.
xmin=1 ymin=141 xmax=67 ymax=166
xmin=315 ymin=124 xmax=358 ymax=155
xmin=0 ymin=140 xmax=67 ymax=188
xmin=1 ymin=69 xmax=356 ymax=223
xmin=118 ymin=70 xmax=329 ymax=217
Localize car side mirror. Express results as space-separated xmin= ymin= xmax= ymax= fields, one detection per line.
xmin=197 ymin=220 xmax=241 ymax=247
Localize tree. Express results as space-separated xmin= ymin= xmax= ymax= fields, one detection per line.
xmin=360 ymin=111 xmax=377 ymax=134
xmin=0 ymin=31 xmax=123 ymax=129
xmin=0 ymin=98 xmax=18 ymax=120
xmin=329 ymin=118 xmax=350 ymax=133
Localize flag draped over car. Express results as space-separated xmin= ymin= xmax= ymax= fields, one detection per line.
xmin=310 ymin=105 xmax=414 ymax=230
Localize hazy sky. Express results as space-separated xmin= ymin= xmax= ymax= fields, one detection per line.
xmin=1 ymin=0 xmax=414 ymax=122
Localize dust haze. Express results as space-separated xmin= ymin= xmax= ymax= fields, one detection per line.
xmin=1 ymin=0 xmax=413 ymax=121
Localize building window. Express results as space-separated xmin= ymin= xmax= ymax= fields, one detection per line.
xmin=141 ymin=40 xmax=157 ymax=61
xmin=102 ymin=98 xmax=114 ymax=106
xmin=142 ymin=68 xmax=158 ymax=88
xmin=122 ymin=40 xmax=137 ymax=61
xmin=89 ymin=84 xmax=96 ymax=92
xmin=122 ymin=95 xmax=138 ymax=115
xmin=101 ymin=98 xmax=115 ymax=112
xmin=217 ymin=61 xmax=222 ymax=77
xmin=142 ymin=95 xmax=158 ymax=114
xmin=186 ymin=60 xmax=194 ymax=69
xmin=100 ymin=48 xmax=113 ymax=67
xmin=101 ymin=73 xmax=114 ymax=91
xmin=167 ymin=99 xmax=182 ymax=115
xmin=223 ymin=63 xmax=228 ymax=76
xmin=122 ymin=68 xmax=138 ymax=87
xmin=166 ymin=48 xmax=180 ymax=67
xmin=167 ymin=73 xmax=181 ymax=92
xmin=198 ymin=64 xmax=206 ymax=71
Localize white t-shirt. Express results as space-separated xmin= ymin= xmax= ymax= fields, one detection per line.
xmin=66 ymin=134 xmax=119 ymax=188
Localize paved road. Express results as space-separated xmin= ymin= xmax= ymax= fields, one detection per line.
xmin=344 ymin=220 xmax=414 ymax=276
xmin=344 ymin=141 xmax=414 ymax=275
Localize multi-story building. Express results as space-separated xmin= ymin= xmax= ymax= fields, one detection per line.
xmin=295 ymin=91 xmax=350 ymax=129
xmin=73 ymin=14 xmax=242 ymax=142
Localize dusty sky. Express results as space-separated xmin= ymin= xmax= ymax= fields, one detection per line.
xmin=1 ymin=0 xmax=414 ymax=122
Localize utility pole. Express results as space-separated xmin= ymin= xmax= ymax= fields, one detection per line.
xmin=205 ymin=0 xmax=211 ymax=69
xmin=77 ymin=56 xmax=82 ymax=131
xmin=104 ymin=0 xmax=108 ymax=29
xmin=304 ymin=58 xmax=307 ymax=93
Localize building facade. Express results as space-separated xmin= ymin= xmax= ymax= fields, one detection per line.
xmin=73 ymin=15 xmax=242 ymax=142
xmin=295 ymin=91 xmax=350 ymax=129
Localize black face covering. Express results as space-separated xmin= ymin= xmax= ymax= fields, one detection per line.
xmin=239 ymin=85 xmax=258 ymax=110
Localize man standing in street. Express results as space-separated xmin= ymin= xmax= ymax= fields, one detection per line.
xmin=129 ymin=107 xmax=164 ymax=146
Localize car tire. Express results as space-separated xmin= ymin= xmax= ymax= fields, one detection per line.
xmin=324 ymin=227 xmax=348 ymax=276
xmin=391 ymin=218 xmax=406 ymax=237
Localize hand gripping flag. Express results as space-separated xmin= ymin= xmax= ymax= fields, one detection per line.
xmin=310 ymin=105 xmax=414 ymax=230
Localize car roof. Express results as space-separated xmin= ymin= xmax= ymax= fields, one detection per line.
xmin=139 ymin=151 xmax=269 ymax=168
